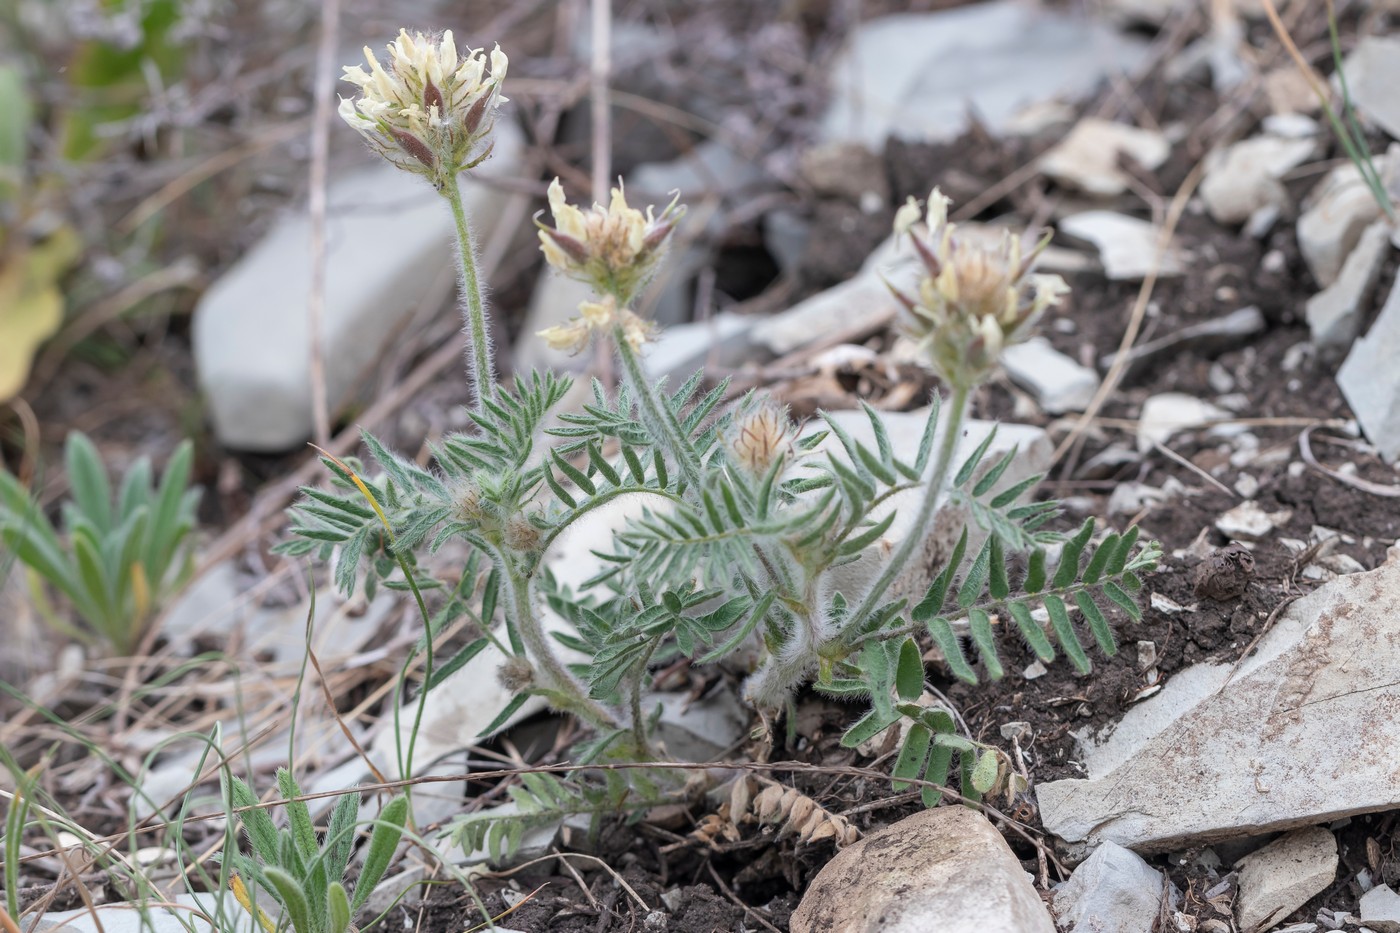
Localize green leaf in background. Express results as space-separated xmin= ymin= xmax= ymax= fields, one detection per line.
xmin=0 ymin=64 xmax=30 ymax=202
xmin=60 ymin=0 xmax=185 ymax=160
xmin=0 ymin=227 xmax=81 ymax=403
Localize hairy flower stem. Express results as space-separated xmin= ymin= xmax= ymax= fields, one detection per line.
xmin=501 ymin=560 xmax=618 ymax=731
xmin=613 ymin=324 xmax=703 ymax=488
xmin=846 ymin=383 xmax=970 ymax=633
xmin=444 ymin=173 xmax=494 ymax=410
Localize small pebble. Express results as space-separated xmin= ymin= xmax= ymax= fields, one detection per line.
xmin=1234 ymin=473 xmax=1260 ymax=498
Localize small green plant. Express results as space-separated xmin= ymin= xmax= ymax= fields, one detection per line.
xmin=278 ymin=27 xmax=1160 ymax=846
xmin=1262 ymin=0 xmax=1395 ymax=224
xmin=222 ymin=769 xmax=408 ymax=933
xmin=0 ymin=432 xmax=199 ymax=654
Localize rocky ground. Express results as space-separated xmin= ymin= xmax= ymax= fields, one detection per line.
xmin=9 ymin=0 xmax=1400 ymax=931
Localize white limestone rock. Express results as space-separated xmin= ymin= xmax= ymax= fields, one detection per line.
xmin=1038 ymin=553 xmax=1400 ymax=852
xmin=1234 ymin=827 xmax=1338 ymax=933
xmin=1001 ymin=337 xmax=1100 ymax=414
xmin=820 ymin=2 xmax=1143 ymax=148
xmin=35 ymin=894 xmax=260 ymax=933
xmin=1297 ymin=163 xmax=1385 ymax=288
xmin=1216 ymin=500 xmax=1292 ymax=541
xmin=1360 ymin=884 xmax=1400 ymax=933
xmin=1307 ymin=219 xmax=1392 ymax=350
xmin=1060 ymin=211 xmax=1189 ymax=281
xmin=641 ymin=312 xmax=762 ymax=383
xmin=1136 ymin=393 xmax=1230 ymax=453
xmin=1341 ymin=35 xmax=1400 ymax=142
xmin=1200 ymin=135 xmax=1317 ymax=224
xmin=791 ymin=807 xmax=1056 ymax=933
xmin=1040 ymin=118 xmax=1171 ymax=197
xmin=1054 ymin=841 xmax=1167 ymax=933
xmin=193 ymin=122 xmax=525 ymax=451
xmin=1339 ymin=276 xmax=1400 ymax=462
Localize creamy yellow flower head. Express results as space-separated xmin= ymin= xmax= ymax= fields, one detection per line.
xmin=536 ymin=178 xmax=684 ymax=304
xmin=339 ymin=29 xmax=507 ymax=185
xmin=536 ymin=294 xmax=656 ymax=356
xmin=888 ymin=189 xmax=1067 ymax=388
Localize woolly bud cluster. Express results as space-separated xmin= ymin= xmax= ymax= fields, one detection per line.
xmin=503 ymin=516 xmax=541 ymax=552
xmin=727 ymin=401 xmax=792 ymax=476
xmin=339 ymin=29 xmax=507 ymax=186
xmin=888 ymin=189 xmax=1068 ymax=389
xmin=497 ymin=656 xmax=534 ymax=692
xmin=536 ymin=178 xmax=684 ymax=305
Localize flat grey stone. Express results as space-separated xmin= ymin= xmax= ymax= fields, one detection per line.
xmin=1339 ymin=276 xmax=1400 ymax=462
xmin=1297 ymin=163 xmax=1385 ymax=288
xmin=1307 ymin=220 xmax=1391 ymax=350
xmin=193 ymin=122 xmax=524 ymax=451
xmin=1360 ymin=884 xmax=1400 ymax=933
xmin=1054 ymin=841 xmax=1166 ymax=933
xmin=792 ymin=807 xmax=1055 ymax=933
xmin=1001 ymin=337 xmax=1100 ymax=414
xmin=820 ymin=2 xmax=1143 ymax=148
xmin=1038 ymin=553 xmax=1400 ymax=852
xmin=1098 ymin=306 xmax=1265 ymax=378
xmin=1201 ymin=135 xmax=1317 ymax=224
xmin=1136 ymin=393 xmax=1230 ymax=453
xmin=1060 ymin=211 xmax=1188 ymax=281
xmin=34 ymin=893 xmax=260 ymax=933
xmin=650 ymin=687 xmax=749 ymax=761
xmin=641 ymin=312 xmax=762 ymax=383
xmin=1235 ymin=827 xmax=1338 ymax=933
xmin=1342 ymin=36 xmax=1400 ymax=142
xmin=1040 ymin=119 xmax=1171 ymax=197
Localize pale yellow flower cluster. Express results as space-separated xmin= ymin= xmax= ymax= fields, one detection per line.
xmin=536 ymin=178 xmax=683 ymax=304
xmin=339 ymin=29 xmax=507 ymax=185
xmin=537 ymin=294 xmax=656 ymax=355
xmin=889 ymin=189 xmax=1068 ymax=388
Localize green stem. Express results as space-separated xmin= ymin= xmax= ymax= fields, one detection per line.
xmin=444 ymin=173 xmax=495 ymax=409
xmin=612 ymin=324 xmax=703 ymax=488
xmin=626 ymin=642 xmax=658 ymax=758
xmin=500 ymin=558 xmax=619 ymax=731
xmin=844 ymin=383 xmax=970 ymax=634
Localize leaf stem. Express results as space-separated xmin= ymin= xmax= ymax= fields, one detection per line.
xmin=443 ymin=172 xmax=495 ymax=409
xmin=499 ymin=559 xmax=619 ymax=731
xmin=845 ymin=384 xmax=970 ymax=634
xmin=612 ymin=324 xmax=703 ymax=488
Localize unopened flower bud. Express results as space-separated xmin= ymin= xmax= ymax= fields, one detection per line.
xmin=504 ymin=515 xmax=541 ymax=552
xmin=447 ymin=477 xmax=485 ymax=524
xmin=729 ymin=401 xmax=792 ymax=475
xmin=497 ymin=656 xmax=534 ymax=692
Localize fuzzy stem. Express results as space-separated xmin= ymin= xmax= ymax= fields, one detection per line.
xmin=612 ymin=324 xmax=703 ymax=487
xmin=443 ymin=173 xmax=494 ymax=410
xmin=500 ymin=557 xmax=619 ymax=731
xmin=845 ymin=383 xmax=970 ymax=633
xmin=626 ymin=641 xmax=657 ymax=758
